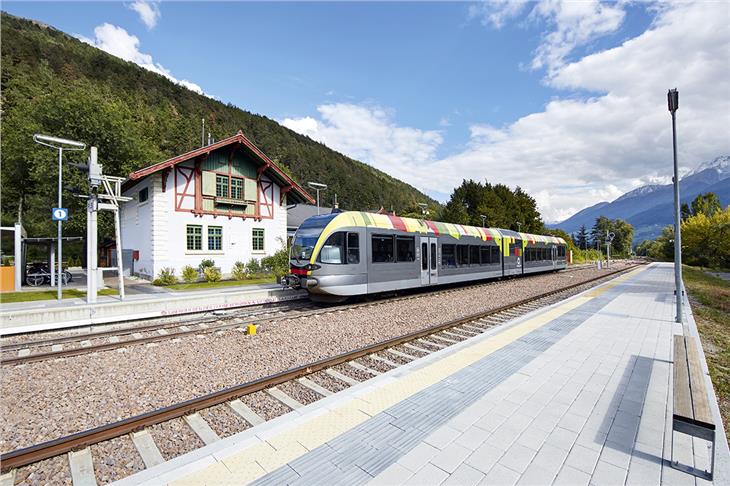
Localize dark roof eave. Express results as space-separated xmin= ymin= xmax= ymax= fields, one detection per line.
xmin=126 ymin=131 xmax=314 ymax=205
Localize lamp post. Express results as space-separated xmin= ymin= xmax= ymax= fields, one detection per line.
xmin=307 ymin=182 xmax=327 ymax=215
xmin=516 ymin=222 xmax=522 ymax=233
xmin=418 ymin=203 xmax=429 ymax=217
xmin=33 ymin=134 xmax=86 ymax=300
xmin=480 ymin=215 xmax=487 ymax=228
xmin=668 ymin=88 xmax=683 ymax=324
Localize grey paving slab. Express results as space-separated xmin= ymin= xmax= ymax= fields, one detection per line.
xmin=245 ymin=265 xmax=729 ymax=486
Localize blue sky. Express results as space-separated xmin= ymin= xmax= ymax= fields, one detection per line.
xmin=4 ymin=1 xmax=729 ymax=221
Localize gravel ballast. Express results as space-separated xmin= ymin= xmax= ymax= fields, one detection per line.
xmin=1 ymin=265 xmax=631 ymax=459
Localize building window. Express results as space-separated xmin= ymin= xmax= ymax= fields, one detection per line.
xmin=187 ymin=225 xmax=202 ymax=251
xmin=216 ymin=175 xmax=229 ymax=197
xmin=231 ymin=178 xmax=244 ymax=200
xmin=139 ymin=187 xmax=148 ymax=203
xmin=396 ymin=236 xmax=415 ymax=262
xmin=371 ymin=235 xmax=394 ymax=263
xmin=347 ymin=232 xmax=360 ymax=264
xmin=252 ymin=228 xmax=265 ymax=252
xmin=208 ymin=226 xmax=222 ymax=251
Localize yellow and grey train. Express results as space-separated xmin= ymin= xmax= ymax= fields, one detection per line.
xmin=284 ymin=211 xmax=567 ymax=302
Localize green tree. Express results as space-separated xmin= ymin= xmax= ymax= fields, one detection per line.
xmin=440 ymin=179 xmax=544 ymax=232
xmin=590 ymin=216 xmax=634 ymax=256
xmin=691 ymin=192 xmax=722 ymax=218
xmin=575 ymin=225 xmax=588 ymax=250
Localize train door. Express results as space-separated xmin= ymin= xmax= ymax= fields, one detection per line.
xmin=551 ymin=245 xmax=557 ymax=270
xmin=420 ymin=238 xmax=429 ymax=285
xmin=429 ymin=237 xmax=438 ymax=285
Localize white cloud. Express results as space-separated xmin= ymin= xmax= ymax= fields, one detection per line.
xmin=468 ymin=0 xmax=529 ymax=29
xmin=281 ymin=104 xmax=443 ymax=185
xmin=129 ymin=0 xmax=160 ymax=30
xmin=77 ymin=23 xmax=212 ymax=97
xmin=282 ymin=3 xmax=729 ymax=223
xmin=471 ymin=0 xmax=626 ymax=77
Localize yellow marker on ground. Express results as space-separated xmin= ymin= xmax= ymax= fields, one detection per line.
xmin=247 ymin=324 xmax=257 ymax=335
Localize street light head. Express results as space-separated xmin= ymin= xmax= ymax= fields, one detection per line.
xmin=307 ymin=182 xmax=328 ymax=191
xmin=33 ymin=134 xmax=86 ymax=149
xmin=667 ymin=88 xmax=679 ymax=113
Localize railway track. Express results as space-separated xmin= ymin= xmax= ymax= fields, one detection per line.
xmin=0 ymin=264 xmax=640 ymax=482
xmin=0 ymin=263 xmax=610 ymax=367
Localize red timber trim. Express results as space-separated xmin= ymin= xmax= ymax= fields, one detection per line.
xmin=174 ymin=165 xmax=196 ymax=212
xmin=425 ymin=220 xmax=440 ymax=235
xmin=127 ymin=130 xmax=314 ymax=204
xmin=194 ymin=157 xmax=204 ymax=214
xmin=280 ymin=185 xmax=292 ymax=205
xmin=387 ymin=215 xmax=408 ymax=232
xmin=258 ymin=179 xmax=274 ymax=220
xmin=161 ymin=168 xmax=171 ymax=192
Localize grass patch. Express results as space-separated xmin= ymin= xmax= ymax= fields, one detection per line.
xmin=683 ymin=265 xmax=730 ymax=438
xmin=165 ymin=277 xmax=276 ymax=291
xmin=0 ymin=288 xmax=118 ymax=303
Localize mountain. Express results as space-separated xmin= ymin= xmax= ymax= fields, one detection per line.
xmin=551 ymin=155 xmax=730 ymax=243
xmin=0 ymin=13 xmax=436 ymax=239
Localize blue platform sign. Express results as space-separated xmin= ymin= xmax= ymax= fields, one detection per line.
xmin=52 ymin=208 xmax=68 ymax=221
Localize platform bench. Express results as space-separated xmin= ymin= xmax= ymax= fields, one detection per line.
xmin=672 ymin=334 xmax=715 ymax=480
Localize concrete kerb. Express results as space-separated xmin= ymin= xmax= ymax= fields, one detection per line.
xmin=113 ymin=266 xmax=645 ymax=486
xmin=0 ymin=288 xmax=307 ymax=335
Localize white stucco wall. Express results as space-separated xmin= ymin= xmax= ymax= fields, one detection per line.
xmin=121 ymin=170 xmax=287 ymax=280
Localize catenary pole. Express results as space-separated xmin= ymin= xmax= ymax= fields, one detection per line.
xmin=668 ymin=88 xmax=683 ymax=324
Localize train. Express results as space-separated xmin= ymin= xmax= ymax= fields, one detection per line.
xmin=283 ymin=211 xmax=568 ymax=302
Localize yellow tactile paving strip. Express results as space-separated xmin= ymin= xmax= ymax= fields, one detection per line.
xmin=170 ymin=267 xmax=646 ymax=486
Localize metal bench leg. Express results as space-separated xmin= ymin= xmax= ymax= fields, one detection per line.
xmin=708 ymin=435 xmax=715 ymax=479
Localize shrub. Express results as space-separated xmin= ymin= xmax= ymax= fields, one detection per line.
xmin=198 ymin=259 xmax=215 ymax=273
xmin=261 ymin=245 xmax=289 ymax=278
xmin=203 ymin=266 xmax=222 ymax=282
xmin=152 ymin=267 xmax=177 ymax=286
xmin=244 ymin=258 xmax=262 ymax=278
xmin=231 ymin=261 xmax=246 ymax=281
xmin=181 ymin=265 xmax=198 ymax=283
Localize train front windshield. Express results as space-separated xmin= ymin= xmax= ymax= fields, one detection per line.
xmin=290 ymin=213 xmax=339 ymax=263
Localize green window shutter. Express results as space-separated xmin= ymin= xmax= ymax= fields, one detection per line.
xmin=244 ymin=178 xmax=258 ymax=201
xmin=202 ymin=171 xmax=216 ymax=196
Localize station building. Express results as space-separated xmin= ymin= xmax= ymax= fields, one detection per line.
xmin=120 ymin=131 xmax=313 ymax=279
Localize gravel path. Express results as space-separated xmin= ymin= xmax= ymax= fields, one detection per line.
xmin=1 ymin=264 xmax=631 ymax=457
xmin=91 ymin=435 xmax=145 ymax=485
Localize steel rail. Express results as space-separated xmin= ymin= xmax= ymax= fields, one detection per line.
xmin=0 ymin=264 xmax=639 ymax=472
xmin=0 ymin=300 xmax=312 ymax=352
xmin=1 ymin=265 xmax=597 ymax=366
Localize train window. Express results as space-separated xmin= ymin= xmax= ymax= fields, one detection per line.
xmin=457 ymin=245 xmax=469 ymax=266
xmin=320 ymin=232 xmax=345 ymax=264
xmin=421 ymin=243 xmax=428 ymax=270
xmin=347 ymin=232 xmax=360 ymax=264
xmin=543 ymin=248 xmax=548 ymax=260
xmin=396 ymin=237 xmax=415 ymax=262
xmin=441 ymin=244 xmax=457 ymax=268
xmin=469 ymin=246 xmax=480 ymax=265
xmin=492 ymin=246 xmax=501 ymax=264
xmin=525 ymin=248 xmax=531 ymax=262
xmin=480 ymin=246 xmax=490 ymax=265
xmin=431 ymin=243 xmax=437 ymax=270
xmin=372 ymin=235 xmax=394 ymax=263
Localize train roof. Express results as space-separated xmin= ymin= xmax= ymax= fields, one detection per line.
xmin=312 ymin=211 xmax=566 ymax=245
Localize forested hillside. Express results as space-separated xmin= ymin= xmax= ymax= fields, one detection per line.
xmin=0 ymin=13 xmax=436 ymax=240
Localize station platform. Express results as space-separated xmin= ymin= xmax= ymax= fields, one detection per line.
xmin=0 ymin=283 xmax=305 ymax=335
xmin=116 ymin=263 xmax=729 ymax=486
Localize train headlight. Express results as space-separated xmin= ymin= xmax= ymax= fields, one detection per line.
xmin=305 ymin=264 xmax=321 ymax=271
